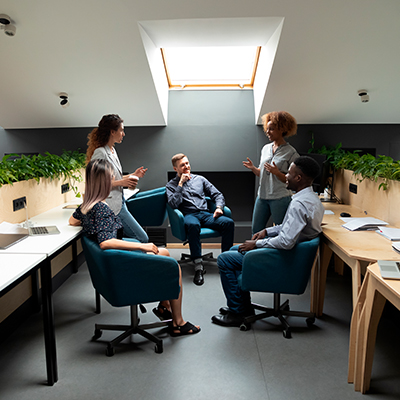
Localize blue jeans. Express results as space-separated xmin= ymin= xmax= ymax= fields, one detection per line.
xmin=184 ymin=211 xmax=234 ymax=260
xmin=217 ymin=246 xmax=251 ymax=314
xmin=118 ymin=199 xmax=149 ymax=243
xmin=252 ymin=196 xmax=291 ymax=234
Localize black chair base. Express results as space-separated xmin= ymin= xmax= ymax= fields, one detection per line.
xmin=92 ymin=304 xmax=171 ymax=356
xmin=179 ymin=251 xmax=217 ymax=264
xmin=240 ymin=293 xmax=316 ymax=338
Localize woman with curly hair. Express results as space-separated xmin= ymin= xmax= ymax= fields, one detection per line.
xmin=86 ymin=114 xmax=148 ymax=242
xmin=243 ymin=111 xmax=299 ymax=234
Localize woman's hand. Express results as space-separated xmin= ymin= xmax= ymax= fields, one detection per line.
xmin=133 ymin=166 xmax=148 ymax=178
xmin=264 ymin=162 xmax=286 ymax=183
xmin=141 ymin=243 xmax=159 ymax=254
xmin=243 ymin=157 xmax=260 ymax=176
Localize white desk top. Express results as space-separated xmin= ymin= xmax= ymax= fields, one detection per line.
xmin=0 ymin=253 xmax=46 ymax=292
xmin=0 ymin=202 xmax=82 ymax=256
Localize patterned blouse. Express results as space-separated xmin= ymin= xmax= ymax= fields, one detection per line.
xmin=73 ymin=202 xmax=123 ymax=244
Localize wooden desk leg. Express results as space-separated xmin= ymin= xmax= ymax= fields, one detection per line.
xmin=334 ymin=254 xmax=345 ymax=275
xmin=356 ymin=283 xmax=386 ymax=393
xmin=316 ymin=241 xmax=332 ymax=316
xmin=348 ymin=271 xmax=370 ymax=384
xmin=351 ymin=260 xmax=362 ymax=309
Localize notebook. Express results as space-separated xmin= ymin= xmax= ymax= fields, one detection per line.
xmin=0 ymin=233 xmax=28 ymax=249
xmin=378 ymin=259 xmax=400 ymax=280
xmin=377 ymin=227 xmax=400 ymax=241
xmin=342 ymin=217 xmax=388 ymax=231
xmin=24 ymin=201 xmax=60 ymax=236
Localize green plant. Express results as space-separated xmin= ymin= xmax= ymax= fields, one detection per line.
xmin=0 ymin=150 xmax=86 ymax=196
xmin=308 ymin=143 xmax=400 ymax=190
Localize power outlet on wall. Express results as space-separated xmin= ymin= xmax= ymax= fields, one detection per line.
xmin=349 ymin=183 xmax=358 ymax=194
xmin=61 ymin=183 xmax=70 ymax=194
xmin=13 ymin=196 xmax=26 ymax=211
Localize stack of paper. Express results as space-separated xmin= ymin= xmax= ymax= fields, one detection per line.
xmin=377 ymin=226 xmax=400 ymax=241
xmin=392 ymin=242 xmax=400 ymax=254
xmin=342 ymin=217 xmax=388 ymax=231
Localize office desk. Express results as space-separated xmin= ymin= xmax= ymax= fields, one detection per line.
xmin=348 ymin=262 xmax=400 ymax=393
xmin=0 ymin=203 xmax=82 ymax=385
xmin=315 ymin=203 xmax=400 ymax=316
xmin=0 ymin=253 xmax=46 ymax=295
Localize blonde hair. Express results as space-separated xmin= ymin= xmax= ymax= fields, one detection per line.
xmin=81 ymin=159 xmax=113 ymax=214
xmin=86 ymin=114 xmax=124 ymax=163
xmin=262 ymin=111 xmax=297 ymax=137
xmin=171 ymin=153 xmax=187 ymax=167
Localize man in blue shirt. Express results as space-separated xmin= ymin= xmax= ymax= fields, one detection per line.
xmin=212 ymin=155 xmax=324 ymax=327
xmin=166 ymin=154 xmax=235 ymax=286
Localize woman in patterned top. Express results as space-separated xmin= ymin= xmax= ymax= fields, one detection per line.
xmin=69 ymin=159 xmax=200 ymax=337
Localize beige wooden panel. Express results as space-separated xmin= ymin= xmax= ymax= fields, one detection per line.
xmin=0 ymin=278 xmax=32 ymax=323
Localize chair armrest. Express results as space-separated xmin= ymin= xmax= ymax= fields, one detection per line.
xmin=166 ymin=203 xmax=187 ymax=242
xmin=206 ymin=197 xmax=232 ymax=218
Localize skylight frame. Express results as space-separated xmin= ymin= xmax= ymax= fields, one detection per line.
xmin=161 ymin=46 xmax=261 ymax=90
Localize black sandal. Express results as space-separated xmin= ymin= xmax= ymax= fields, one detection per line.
xmin=152 ymin=303 xmax=173 ymax=321
xmin=170 ymin=321 xmax=201 ymax=337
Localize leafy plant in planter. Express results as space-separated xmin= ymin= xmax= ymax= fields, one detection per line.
xmin=308 ymin=141 xmax=400 ymax=190
xmin=0 ymin=150 xmax=86 ymax=196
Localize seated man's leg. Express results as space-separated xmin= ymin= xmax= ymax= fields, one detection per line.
xmin=184 ymin=212 xmax=206 ymax=286
xmin=212 ymin=250 xmax=252 ymax=327
xmin=200 ymin=212 xmax=234 ymax=252
xmin=184 ymin=213 xmax=202 ymax=261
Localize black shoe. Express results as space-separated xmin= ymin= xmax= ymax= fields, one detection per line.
xmin=219 ymin=306 xmax=229 ymax=315
xmin=193 ymin=269 xmax=206 ymax=286
xmin=219 ymin=306 xmax=255 ymax=317
xmin=211 ymin=312 xmax=244 ymax=327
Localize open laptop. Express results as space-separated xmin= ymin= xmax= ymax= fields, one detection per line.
xmin=0 ymin=233 xmax=28 ymax=249
xmin=377 ymin=260 xmax=400 ymax=280
xmin=24 ymin=200 xmax=60 ymax=236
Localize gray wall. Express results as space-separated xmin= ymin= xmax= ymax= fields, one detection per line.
xmin=2 ymin=90 xmax=400 ymax=193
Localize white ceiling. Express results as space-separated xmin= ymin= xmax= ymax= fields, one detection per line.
xmin=0 ymin=0 xmax=399 ymax=129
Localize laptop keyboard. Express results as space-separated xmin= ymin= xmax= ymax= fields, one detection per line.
xmin=31 ymin=226 xmax=49 ymax=235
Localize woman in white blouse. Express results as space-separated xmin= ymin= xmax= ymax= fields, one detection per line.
xmin=243 ymin=111 xmax=299 ymax=234
xmin=86 ymin=114 xmax=148 ymax=242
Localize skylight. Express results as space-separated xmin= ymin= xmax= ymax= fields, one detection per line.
xmin=161 ymin=46 xmax=261 ymax=89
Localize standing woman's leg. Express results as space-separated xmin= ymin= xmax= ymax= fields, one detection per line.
xmin=270 ymin=196 xmax=291 ymax=225
xmin=118 ymin=200 xmax=149 ymax=243
xmin=251 ymin=196 xmax=272 ymax=235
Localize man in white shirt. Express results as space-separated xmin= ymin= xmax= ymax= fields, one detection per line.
xmin=212 ymin=156 xmax=324 ymax=327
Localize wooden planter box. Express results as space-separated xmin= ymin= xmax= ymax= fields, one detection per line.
xmin=0 ymin=169 xmax=84 ymax=224
xmin=333 ymin=169 xmax=400 ymax=227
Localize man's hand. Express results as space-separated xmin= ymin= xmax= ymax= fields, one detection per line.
xmin=179 ymin=173 xmax=191 ymax=186
xmin=133 ymin=166 xmax=148 ymax=178
xmin=213 ymin=208 xmax=223 ymax=218
xmin=252 ymin=229 xmax=267 ymax=240
xmin=238 ymin=240 xmax=257 ymax=253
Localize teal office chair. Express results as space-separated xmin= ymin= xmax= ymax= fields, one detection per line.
xmin=166 ymin=197 xmax=232 ymax=263
xmin=126 ymin=187 xmax=168 ymax=245
xmin=126 ymin=187 xmax=168 ymax=227
xmin=239 ymin=236 xmax=320 ymax=338
xmin=81 ymin=235 xmax=180 ymax=356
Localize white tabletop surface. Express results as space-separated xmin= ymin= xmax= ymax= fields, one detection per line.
xmin=0 ymin=253 xmax=47 ymax=292
xmin=0 ymin=202 xmax=82 ymax=256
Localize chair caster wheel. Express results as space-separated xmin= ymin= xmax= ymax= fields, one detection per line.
xmin=306 ymin=317 xmax=315 ymax=327
xmin=239 ymin=323 xmax=251 ymax=331
xmin=155 ymin=343 xmax=163 ymax=354
xmin=92 ymin=329 xmax=102 ymax=341
xmin=283 ymin=329 xmax=292 ymax=339
xmin=106 ymin=345 xmax=115 ymax=357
